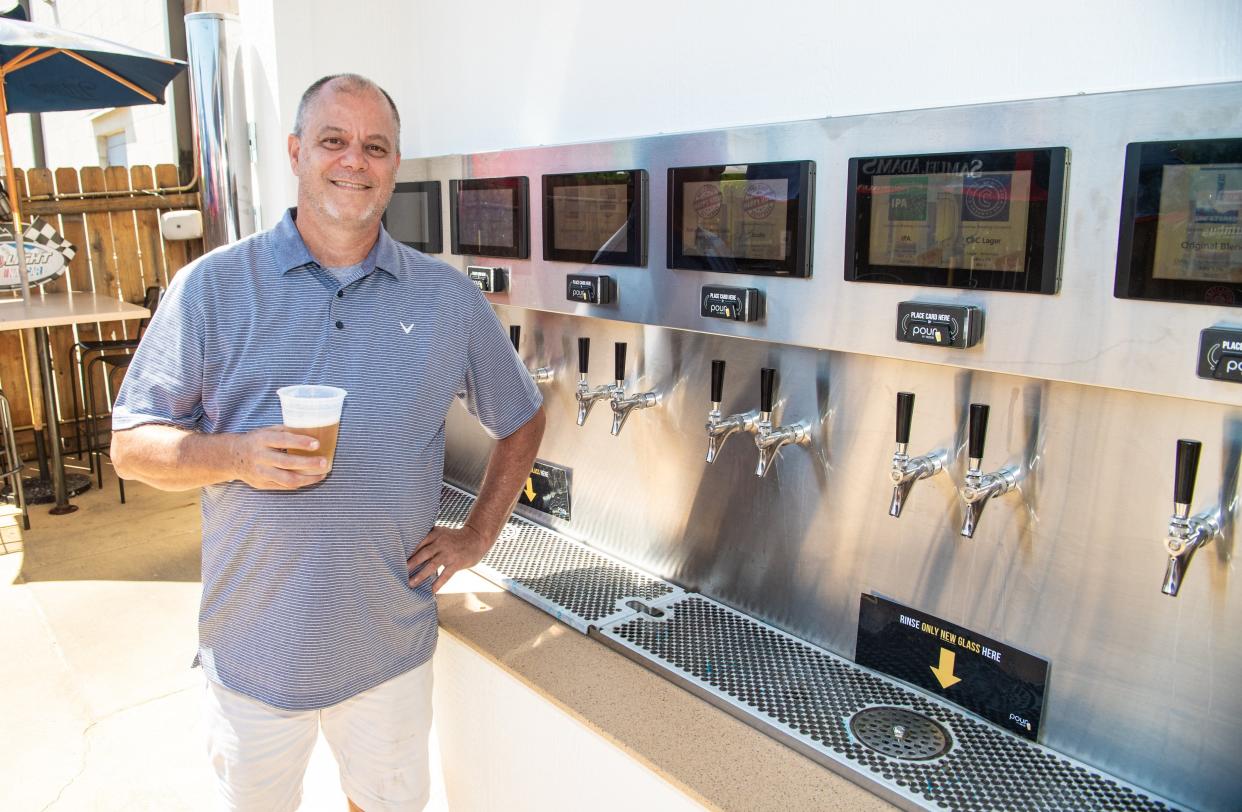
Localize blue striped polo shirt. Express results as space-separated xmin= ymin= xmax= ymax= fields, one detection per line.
xmin=113 ymin=208 xmax=542 ymax=710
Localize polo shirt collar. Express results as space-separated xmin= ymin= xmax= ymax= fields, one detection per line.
xmin=273 ymin=207 xmax=407 ymax=282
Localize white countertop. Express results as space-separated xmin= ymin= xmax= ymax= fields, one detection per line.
xmin=0 ymin=291 xmax=150 ymax=330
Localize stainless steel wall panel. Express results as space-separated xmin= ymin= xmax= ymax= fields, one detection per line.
xmin=419 ymin=83 xmax=1242 ymax=810
xmin=443 ymin=311 xmax=1240 ymax=811
xmin=406 ymin=83 xmax=1242 ymax=406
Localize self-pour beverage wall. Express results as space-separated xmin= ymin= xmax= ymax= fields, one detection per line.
xmin=389 ymin=84 xmax=1242 ymax=811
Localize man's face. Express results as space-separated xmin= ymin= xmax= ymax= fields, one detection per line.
xmin=288 ymin=84 xmax=400 ymax=231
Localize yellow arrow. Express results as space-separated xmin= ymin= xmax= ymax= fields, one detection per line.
xmin=930 ymin=647 xmax=961 ymax=689
xmin=523 ymin=476 xmax=536 ymax=502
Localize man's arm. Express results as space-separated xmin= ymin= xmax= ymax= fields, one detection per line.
xmin=111 ymin=423 xmax=329 ymax=491
xmin=407 ymin=406 xmax=546 ymax=592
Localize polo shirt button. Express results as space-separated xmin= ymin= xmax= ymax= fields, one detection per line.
xmin=337 ymin=290 xmax=344 ymax=298
xmin=335 ymin=320 xmax=344 ymax=329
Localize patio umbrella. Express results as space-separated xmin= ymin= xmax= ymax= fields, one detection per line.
xmin=0 ymin=18 xmax=184 ymax=480
xmin=0 ymin=17 xmax=186 ymax=299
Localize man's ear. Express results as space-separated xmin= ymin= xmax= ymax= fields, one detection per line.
xmin=288 ymin=134 xmax=301 ymax=173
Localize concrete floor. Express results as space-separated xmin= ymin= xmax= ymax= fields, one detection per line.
xmin=1 ymin=461 xmax=440 ymax=811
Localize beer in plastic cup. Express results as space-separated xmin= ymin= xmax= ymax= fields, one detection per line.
xmin=276 ymin=385 xmax=347 ymax=471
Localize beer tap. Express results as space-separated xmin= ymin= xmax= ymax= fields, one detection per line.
xmin=889 ymin=392 xmax=948 ymax=518
xmin=753 ymin=368 xmax=810 ymax=478
xmin=575 ymin=337 xmax=616 ymax=426
xmin=1162 ymin=439 xmax=1223 ymax=597
xmin=959 ymin=403 xmax=1022 ymax=538
xmin=609 ymin=342 xmax=660 ymax=436
xmin=509 ymin=326 xmax=553 ymax=384
xmin=705 ymin=359 xmax=759 ymax=463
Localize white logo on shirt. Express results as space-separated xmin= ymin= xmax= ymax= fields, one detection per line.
xmin=399 ymin=322 xmax=415 ymax=334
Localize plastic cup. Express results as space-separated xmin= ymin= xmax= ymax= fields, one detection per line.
xmin=277 ymin=385 xmax=347 ymax=471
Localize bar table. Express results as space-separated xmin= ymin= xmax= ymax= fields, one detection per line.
xmin=0 ymin=291 xmax=150 ymax=514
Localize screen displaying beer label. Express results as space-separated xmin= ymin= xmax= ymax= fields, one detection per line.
xmin=543 ymin=170 xmax=647 ymax=266
xmin=701 ymin=285 xmax=761 ymax=322
xmin=1197 ymin=327 xmax=1242 ymax=383
xmin=1152 ymin=164 xmax=1242 ymax=284
xmin=554 ymin=182 xmax=628 ymax=251
xmin=682 ymin=178 xmax=789 ymax=262
xmin=668 ymin=160 xmax=815 ymax=277
xmin=869 ymin=170 xmax=1031 ymax=273
xmin=1116 ymin=138 xmax=1242 ymax=307
xmin=847 ymin=148 xmax=1066 ymax=294
xmin=896 ymin=301 xmax=982 ymax=349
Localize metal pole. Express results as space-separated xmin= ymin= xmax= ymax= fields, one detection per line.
xmin=35 ymin=326 xmax=72 ymax=513
xmin=185 ymin=12 xmax=255 ymax=251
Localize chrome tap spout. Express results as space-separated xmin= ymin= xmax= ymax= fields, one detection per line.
xmin=575 ymin=377 xmax=614 ymax=426
xmin=754 ymin=416 xmax=810 ymax=478
xmin=889 ymin=446 xmax=946 ymax=518
xmin=607 ymin=342 xmax=659 ymax=436
xmin=957 ymin=403 xmax=1021 ymax=538
xmin=531 ymin=366 xmax=554 ymax=384
xmin=706 ymin=407 xmax=759 ymax=463
xmin=887 ymin=395 xmax=948 ymax=518
xmin=610 ymin=388 xmax=659 ymax=436
xmin=572 ymin=337 xmax=611 ymax=426
xmin=751 ymin=368 xmax=810 ymax=478
xmin=1162 ymin=509 xmax=1221 ymax=597
xmin=703 ymin=362 xmax=758 ymax=463
xmin=1161 ymin=439 xmax=1226 ymax=597
xmin=959 ymin=461 xmax=1019 ymax=538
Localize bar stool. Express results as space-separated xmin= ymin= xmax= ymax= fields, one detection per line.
xmin=81 ymin=286 xmax=163 ymax=504
xmin=0 ymin=388 xmax=30 ymax=530
xmin=69 ymin=285 xmax=162 ymax=459
xmin=85 ymin=352 xmax=135 ymax=503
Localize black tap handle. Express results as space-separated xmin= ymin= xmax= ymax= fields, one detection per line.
xmin=577 ymin=337 xmax=589 ymax=375
xmin=615 ymin=342 xmax=627 ymax=382
xmin=760 ymin=368 xmax=776 ymax=413
xmin=968 ymin=403 xmax=989 ymax=460
xmin=509 ymin=325 xmax=521 ymax=352
xmin=711 ymin=360 xmax=725 ymax=403
xmin=896 ymin=392 xmax=915 ymax=445
xmin=1174 ymin=439 xmax=1202 ymax=505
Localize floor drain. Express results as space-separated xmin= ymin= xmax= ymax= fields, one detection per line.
xmin=848 ymin=706 xmax=951 ymax=761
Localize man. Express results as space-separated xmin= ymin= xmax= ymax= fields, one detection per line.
xmin=111 ymin=74 xmax=545 ymax=811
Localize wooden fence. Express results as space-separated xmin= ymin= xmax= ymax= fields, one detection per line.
xmin=0 ymin=163 xmax=204 ymax=453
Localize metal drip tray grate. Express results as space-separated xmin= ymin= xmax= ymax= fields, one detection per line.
xmin=436 ymin=484 xmax=1175 ymax=811
xmin=436 ymin=484 xmax=682 ymax=632
xmin=850 ymin=706 xmax=950 ymax=761
xmin=600 ymin=594 xmax=1175 ymax=812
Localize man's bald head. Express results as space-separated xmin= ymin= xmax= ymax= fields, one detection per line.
xmin=292 ymin=74 xmax=401 ymax=144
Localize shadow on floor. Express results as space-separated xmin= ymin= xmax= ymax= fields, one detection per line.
xmin=8 ymin=461 xmax=202 ymax=585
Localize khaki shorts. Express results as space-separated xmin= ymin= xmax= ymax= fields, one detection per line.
xmin=203 ymin=660 xmax=433 ymax=812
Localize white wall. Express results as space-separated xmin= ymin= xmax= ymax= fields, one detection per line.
xmin=241 ymin=0 xmax=1242 ymax=228
xmin=433 ymin=630 xmax=704 ymax=811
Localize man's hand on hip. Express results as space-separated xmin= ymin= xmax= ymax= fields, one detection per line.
xmin=406 ymin=525 xmax=491 ymax=593
xmin=231 ymin=426 xmax=329 ymax=490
